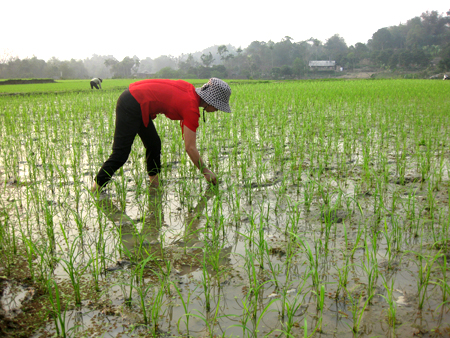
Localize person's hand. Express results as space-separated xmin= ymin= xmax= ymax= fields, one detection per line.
xmin=203 ymin=169 xmax=217 ymax=185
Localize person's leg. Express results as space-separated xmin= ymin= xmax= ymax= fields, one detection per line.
xmin=90 ymin=81 xmax=94 ymax=89
xmin=94 ymin=89 xmax=142 ymax=189
xmin=137 ymin=118 xmax=161 ymax=188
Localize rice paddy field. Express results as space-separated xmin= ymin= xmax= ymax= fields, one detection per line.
xmin=0 ymin=79 xmax=133 ymax=94
xmin=0 ymin=79 xmax=450 ymax=338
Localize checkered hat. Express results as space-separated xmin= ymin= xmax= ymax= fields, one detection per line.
xmin=195 ymin=78 xmax=232 ymax=113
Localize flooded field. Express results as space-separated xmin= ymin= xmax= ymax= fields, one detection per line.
xmin=1 ymin=79 xmax=450 ymax=337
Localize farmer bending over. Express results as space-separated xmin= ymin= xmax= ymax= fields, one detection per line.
xmin=91 ymin=78 xmax=232 ymax=192
xmin=90 ymin=77 xmax=103 ymax=89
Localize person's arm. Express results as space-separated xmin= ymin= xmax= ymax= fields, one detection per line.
xmin=98 ymin=80 xmax=102 ymax=89
xmin=183 ymin=125 xmax=217 ymax=184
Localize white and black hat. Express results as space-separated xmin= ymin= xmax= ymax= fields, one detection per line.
xmin=195 ymin=78 xmax=232 ymax=113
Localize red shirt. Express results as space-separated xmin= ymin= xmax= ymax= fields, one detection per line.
xmin=129 ymin=79 xmax=201 ymax=132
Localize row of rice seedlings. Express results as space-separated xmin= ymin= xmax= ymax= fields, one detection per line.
xmin=0 ymin=91 xmax=122 ymax=314
xmin=222 ymin=80 xmax=449 ymax=328
xmin=104 ymin=80 xmax=450 ymax=332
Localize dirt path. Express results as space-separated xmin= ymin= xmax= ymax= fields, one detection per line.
xmin=337 ymin=71 xmax=375 ymax=79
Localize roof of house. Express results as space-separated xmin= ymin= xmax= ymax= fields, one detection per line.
xmin=309 ymin=61 xmax=336 ymax=67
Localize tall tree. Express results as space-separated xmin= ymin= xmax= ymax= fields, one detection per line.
xmin=152 ymin=55 xmax=177 ymax=73
xmin=273 ymin=37 xmax=294 ymax=67
xmin=104 ymin=56 xmax=139 ymax=78
xmin=83 ymin=54 xmax=113 ymax=78
xmin=217 ymin=45 xmax=229 ymax=60
xmin=421 ymin=11 xmax=450 ymax=43
xmin=47 ymin=57 xmax=61 ymax=78
xmin=353 ymin=42 xmax=369 ymax=60
xmin=438 ymin=42 xmax=450 ymax=71
xmin=201 ymin=52 xmax=214 ymax=67
xmin=370 ymin=28 xmax=394 ymax=50
xmin=60 ymin=59 xmax=88 ymax=79
xmin=324 ymin=34 xmax=348 ymax=63
xmin=292 ymin=57 xmax=308 ymax=77
xmin=138 ymin=57 xmax=153 ymax=74
xmin=389 ymin=25 xmax=408 ymax=49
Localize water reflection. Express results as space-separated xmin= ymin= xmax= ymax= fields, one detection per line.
xmin=96 ymin=187 xmax=232 ymax=276
xmin=96 ymin=190 xmax=163 ymax=260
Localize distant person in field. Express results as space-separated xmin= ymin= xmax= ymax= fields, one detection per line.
xmin=444 ymin=75 xmax=449 ymax=80
xmin=91 ymin=78 xmax=232 ymax=192
xmin=90 ymin=77 xmax=103 ymax=89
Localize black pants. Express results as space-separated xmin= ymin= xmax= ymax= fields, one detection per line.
xmin=90 ymin=81 xmax=100 ymax=89
xmin=95 ymin=89 xmax=161 ymax=187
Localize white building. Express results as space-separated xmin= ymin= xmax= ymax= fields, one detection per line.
xmin=308 ymin=61 xmax=336 ymax=70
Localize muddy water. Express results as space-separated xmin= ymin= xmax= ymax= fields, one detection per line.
xmin=2 ymin=164 xmax=446 ymax=338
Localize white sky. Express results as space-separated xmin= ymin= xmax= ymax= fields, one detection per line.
xmin=2 ymin=0 xmax=449 ymax=62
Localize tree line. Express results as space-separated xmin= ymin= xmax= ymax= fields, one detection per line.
xmin=1 ymin=10 xmax=450 ymax=80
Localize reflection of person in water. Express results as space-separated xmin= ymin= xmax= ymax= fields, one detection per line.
xmin=97 ymin=188 xmax=231 ymax=275
xmin=96 ymin=192 xmax=164 ymax=259
xmin=91 ymin=78 xmax=232 ymax=193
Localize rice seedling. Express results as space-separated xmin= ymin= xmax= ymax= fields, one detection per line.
xmin=296 ymin=237 xmax=321 ymax=293
xmin=430 ymin=254 xmax=449 ymax=310
xmin=363 ymin=236 xmax=379 ymax=304
xmin=47 ymin=279 xmax=71 ymax=338
xmin=336 ymin=252 xmax=351 ymax=297
xmin=344 ymin=285 xmax=373 ymax=334
xmin=201 ymin=249 xmax=213 ymax=313
xmin=149 ymin=274 xmax=168 ymax=334
xmin=57 ymin=227 xmax=92 ymax=306
xmin=409 ymin=249 xmax=441 ymax=310
xmin=20 ymin=231 xmax=37 ymax=282
xmin=173 ymin=281 xmax=199 ymax=336
xmin=190 ymin=296 xmax=230 ymax=337
xmin=381 ymin=219 xmax=396 ymax=271
xmin=25 ymin=236 xmax=56 ymax=285
xmin=278 ymin=281 xmax=308 ymax=336
xmin=379 ymin=277 xmax=398 ymax=330
xmin=229 ymin=290 xmax=278 ymax=338
xmin=350 ymin=221 xmax=364 ymax=260
xmin=0 ymin=214 xmax=17 ymax=277
xmin=312 ymin=284 xmax=325 ymax=332
xmin=85 ymin=241 xmax=103 ymax=293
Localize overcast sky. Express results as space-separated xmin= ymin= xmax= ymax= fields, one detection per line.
xmin=2 ymin=0 xmax=449 ymax=62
